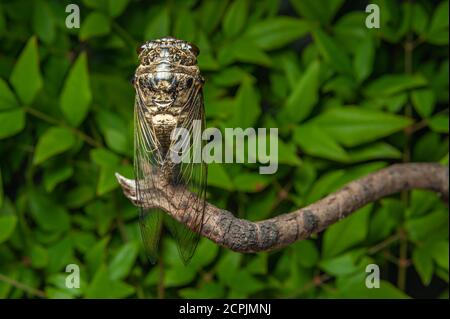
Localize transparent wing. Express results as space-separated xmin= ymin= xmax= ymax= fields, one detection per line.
xmin=165 ymin=87 xmax=207 ymax=263
xmin=134 ymin=97 xmax=164 ymax=264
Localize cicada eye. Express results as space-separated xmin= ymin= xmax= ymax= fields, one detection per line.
xmin=189 ymin=43 xmax=200 ymax=56
xmin=186 ymin=78 xmax=193 ymax=88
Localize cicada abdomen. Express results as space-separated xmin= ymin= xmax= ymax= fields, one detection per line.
xmin=133 ymin=37 xmax=207 ymax=263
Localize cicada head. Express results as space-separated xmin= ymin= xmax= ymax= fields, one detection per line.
xmin=135 ymin=37 xmax=203 ymax=126
xmin=137 ymin=37 xmax=199 ymax=67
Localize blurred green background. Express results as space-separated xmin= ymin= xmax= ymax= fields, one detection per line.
xmin=0 ymin=0 xmax=448 ymax=299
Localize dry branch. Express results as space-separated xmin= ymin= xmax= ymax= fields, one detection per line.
xmin=116 ymin=163 xmax=448 ymax=253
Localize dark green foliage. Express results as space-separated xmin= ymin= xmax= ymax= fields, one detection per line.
xmin=0 ymin=0 xmax=448 ymax=298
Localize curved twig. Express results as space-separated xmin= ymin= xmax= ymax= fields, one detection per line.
xmin=116 ymin=163 xmax=448 ymax=253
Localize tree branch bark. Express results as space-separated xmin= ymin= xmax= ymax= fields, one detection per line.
xmin=115 ymin=163 xmax=448 ymax=253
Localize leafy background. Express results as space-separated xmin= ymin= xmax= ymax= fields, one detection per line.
xmin=0 ymin=0 xmax=448 ymax=299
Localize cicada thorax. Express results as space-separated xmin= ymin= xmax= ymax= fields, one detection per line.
xmin=135 ymin=38 xmax=202 ymax=185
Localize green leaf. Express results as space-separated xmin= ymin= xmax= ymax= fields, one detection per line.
xmin=428 ymin=114 xmax=449 ymax=133
xmin=173 ymin=8 xmax=196 ymax=42
xmin=71 ymin=231 xmax=97 ymax=254
xmin=368 ymin=199 xmax=403 ymax=243
xmin=293 ymin=124 xmax=349 ymax=162
xmin=245 ymin=17 xmax=309 ymax=50
xmin=86 ymin=237 xmax=109 ymax=275
xmin=107 ymin=0 xmax=129 ymax=17
xmin=189 ymin=239 xmax=219 ymax=270
xmin=413 ymin=132 xmax=447 ymax=162
xmin=163 ymin=241 xmax=198 ymax=287
xmin=212 ymin=67 xmax=254 ymax=87
xmin=364 ymin=74 xmax=427 ymax=97
xmin=33 ymin=127 xmax=76 ymax=165
xmin=199 ymin=0 xmax=229 ymax=34
xmin=230 ymin=80 xmax=260 ymax=128
xmin=222 ymin=0 xmax=249 ymax=38
xmin=10 ymin=37 xmax=43 ymax=105
xmin=0 ymin=215 xmax=17 ymax=244
xmin=430 ymin=240 xmax=449 ymax=271
xmin=91 ymin=148 xmax=120 ymax=166
xmin=109 ymin=241 xmax=139 ymax=280
xmin=207 ymin=163 xmax=234 ymax=191
xmin=413 ymin=245 xmax=434 ymax=286
xmin=313 ymin=29 xmax=353 ymax=75
xmin=47 ymin=238 xmax=73 ymax=273
xmin=43 ymin=165 xmax=74 ymax=192
xmin=293 ymin=160 xmax=317 ymax=197
xmin=0 ymin=108 xmax=25 ymax=139
xmin=32 ymin=0 xmax=55 ymax=44
xmin=144 ymin=6 xmax=170 ymax=40
xmin=426 ymin=1 xmax=449 ymax=45
xmin=60 ymin=53 xmax=92 ymax=127
xmin=164 ymin=262 xmax=197 ymax=287
xmin=319 ymin=252 xmax=362 ymax=276
xmin=291 ymin=0 xmax=344 ymax=24
xmin=348 ymin=142 xmax=402 ymax=162
xmin=0 ymin=6 xmax=5 ymax=36
xmin=218 ymin=37 xmax=272 ymax=67
xmin=95 ymin=110 xmax=131 ymax=156
xmin=30 ymin=244 xmax=48 ymax=269
xmin=45 ymin=288 xmax=73 ymax=299
xmin=411 ymin=89 xmax=435 ymax=118
xmin=246 ymin=254 xmax=268 ymax=275
xmin=277 ymin=139 xmax=302 ymax=166
xmin=0 ymin=78 xmax=19 ymax=110
xmin=290 ymin=0 xmax=324 ymax=22
xmin=340 ymin=279 xmax=409 ymax=298
xmin=246 ymin=189 xmax=277 ymax=221
xmin=282 ymin=60 xmax=320 ymax=123
xmin=322 ymin=204 xmax=372 ymax=258
xmin=197 ymin=53 xmax=220 ymax=71
xmin=406 ymin=210 xmax=449 ymax=242
xmin=85 ymin=264 xmax=134 ymax=298
xmin=410 ymin=190 xmax=441 ymax=218
xmin=217 ymin=251 xmax=242 ymax=285
xmin=385 ymin=93 xmax=409 ymax=113
xmin=85 ymin=201 xmax=114 ymax=236
xmin=280 ymin=53 xmax=302 ymax=90
xmin=65 ymin=185 xmax=95 ymax=209
xmin=323 ymin=75 xmax=357 ymax=101
xmin=293 ymin=240 xmax=319 ymax=268
xmin=0 ymin=169 xmax=3 ymax=208
xmin=29 ymin=192 xmax=71 ymax=232
xmin=310 ymin=107 xmax=413 ymax=147
xmin=233 ymin=173 xmax=269 ymax=193
xmin=90 ymin=148 xmax=121 ymax=195
xmin=97 ymin=166 xmax=120 ymax=195
xmin=354 ymin=36 xmax=375 ymax=82
xmin=180 ymin=282 xmax=225 ymax=299
xmin=227 ymin=270 xmax=264 ymax=297
xmin=80 ymin=12 xmax=111 ymax=40
xmin=83 ymin=0 xmax=108 ymax=10
xmin=412 ymin=3 xmax=429 ymax=35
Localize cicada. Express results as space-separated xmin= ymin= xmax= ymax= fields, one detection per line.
xmin=133 ymin=37 xmax=207 ymax=263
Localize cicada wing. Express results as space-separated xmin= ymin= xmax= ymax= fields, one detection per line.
xmin=164 ymin=89 xmax=207 ymax=263
xmin=138 ymin=208 xmax=163 ymax=263
xmin=134 ymin=97 xmax=164 ymax=263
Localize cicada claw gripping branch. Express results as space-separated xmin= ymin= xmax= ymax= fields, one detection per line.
xmin=116 ymin=163 xmax=449 ymax=253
